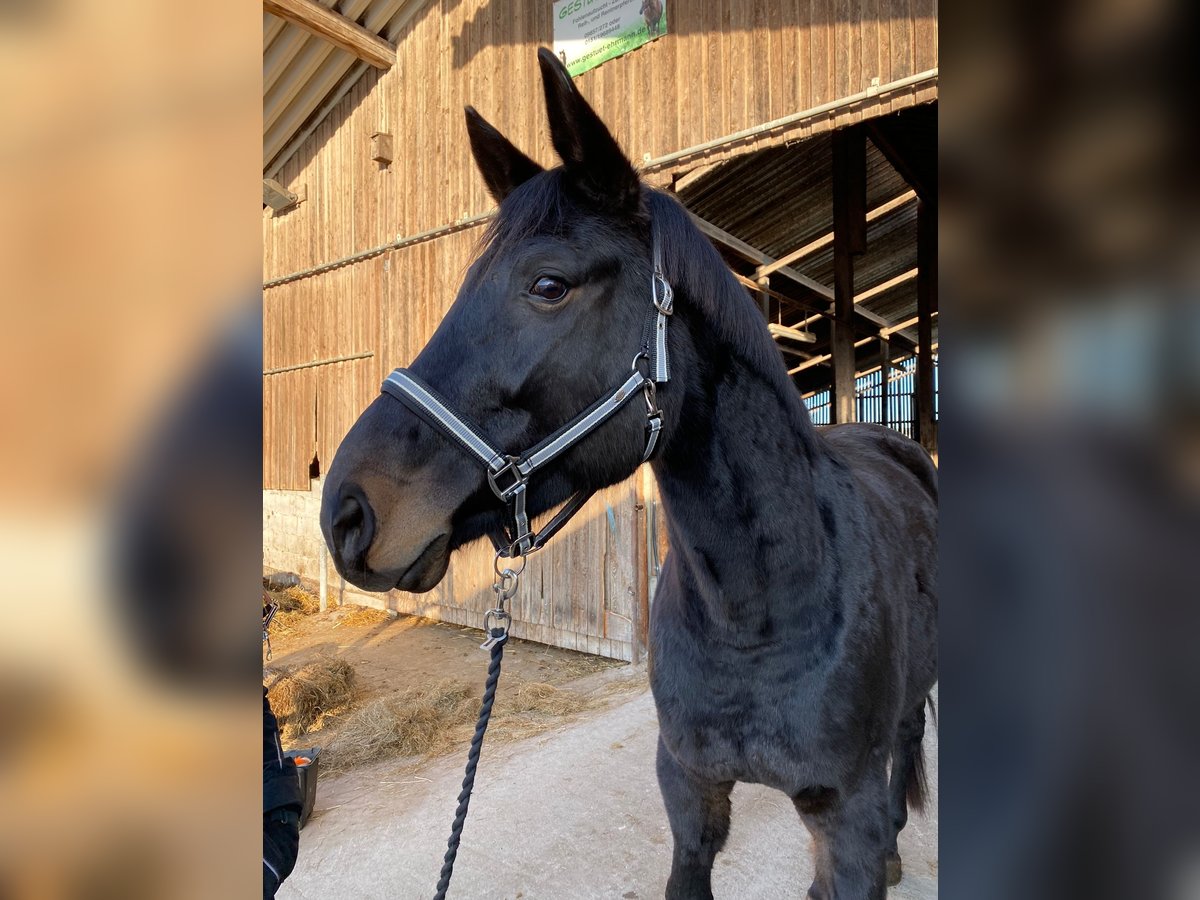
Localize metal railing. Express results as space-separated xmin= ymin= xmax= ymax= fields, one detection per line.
xmin=804 ymin=355 xmax=938 ymax=440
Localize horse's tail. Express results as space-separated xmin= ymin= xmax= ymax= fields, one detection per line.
xmin=906 ymin=744 xmax=929 ymax=812
xmin=905 ymin=694 xmax=936 ymax=812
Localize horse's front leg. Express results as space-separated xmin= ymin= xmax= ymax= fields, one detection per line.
xmin=656 ymin=735 xmax=734 ymax=900
xmin=794 ymin=761 xmax=890 ymax=900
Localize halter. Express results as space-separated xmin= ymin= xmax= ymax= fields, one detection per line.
xmin=380 ymin=234 xmax=674 ymax=561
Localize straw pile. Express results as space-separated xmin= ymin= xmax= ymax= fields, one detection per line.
xmin=325 ymin=682 xmax=476 ymax=771
xmin=267 ymin=657 xmax=359 ymax=743
xmin=324 ymin=679 xmax=587 ymax=772
xmin=338 ymin=604 xmax=391 ymax=627
xmin=270 ymin=585 xmax=320 ymax=633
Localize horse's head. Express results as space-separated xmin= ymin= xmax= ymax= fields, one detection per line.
xmin=321 ymin=49 xmax=673 ymax=593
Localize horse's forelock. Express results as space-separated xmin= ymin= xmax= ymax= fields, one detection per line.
xmin=476 ymin=170 xmax=572 ymax=263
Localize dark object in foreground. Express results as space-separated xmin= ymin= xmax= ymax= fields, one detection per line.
xmin=264 ymin=689 xmax=303 ymax=898
xmin=284 ymin=747 xmax=321 ymax=829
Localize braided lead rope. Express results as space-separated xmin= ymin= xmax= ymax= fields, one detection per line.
xmin=432 ymin=631 xmax=507 ymax=900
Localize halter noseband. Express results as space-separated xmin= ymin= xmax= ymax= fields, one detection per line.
xmin=379 ymin=234 xmax=674 ymax=560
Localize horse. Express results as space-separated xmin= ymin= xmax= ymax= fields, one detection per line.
xmin=320 ymin=48 xmax=937 ymax=899
xmin=641 ymin=0 xmax=664 ymax=37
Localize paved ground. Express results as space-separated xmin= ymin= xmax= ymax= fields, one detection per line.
xmin=280 ymin=683 xmax=938 ymax=899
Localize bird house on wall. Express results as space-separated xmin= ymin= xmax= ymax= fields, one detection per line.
xmin=370 ymin=132 xmax=393 ymax=166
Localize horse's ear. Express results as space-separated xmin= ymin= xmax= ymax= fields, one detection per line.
xmin=536 ymin=47 xmax=640 ymax=213
xmin=465 ymin=106 xmax=544 ymax=204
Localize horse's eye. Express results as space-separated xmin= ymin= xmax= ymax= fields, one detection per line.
xmin=528 ymin=275 xmax=569 ymax=303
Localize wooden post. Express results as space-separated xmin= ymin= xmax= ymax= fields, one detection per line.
xmin=916 ymin=199 xmax=937 ymax=453
xmin=831 ymin=127 xmax=866 ymax=423
xmin=756 ymin=275 xmax=770 ymax=321
xmin=879 ymin=336 xmax=891 ymax=429
xmin=632 ymin=467 xmax=651 ymax=664
xmin=318 ymin=547 xmax=328 ymax=613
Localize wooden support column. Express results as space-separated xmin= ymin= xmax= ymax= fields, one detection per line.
xmin=632 ymin=467 xmax=651 ymax=664
xmin=756 ymin=275 xmax=770 ymax=320
xmin=916 ymin=199 xmax=938 ymax=452
xmin=879 ymin=336 xmax=891 ymax=429
xmin=831 ymin=126 xmax=867 ymax=423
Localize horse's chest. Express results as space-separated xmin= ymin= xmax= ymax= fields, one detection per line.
xmin=651 ymin=651 xmax=830 ymax=792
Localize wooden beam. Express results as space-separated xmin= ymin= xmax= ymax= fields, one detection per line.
xmin=263 ymin=178 xmax=298 ymax=211
xmin=692 ymin=210 xmax=916 ymax=346
xmin=867 ymin=115 xmax=936 ymax=206
xmin=755 ymin=190 xmax=917 ymax=279
xmin=831 ymin=126 xmax=866 ymax=424
xmin=264 ymin=0 xmax=396 ymax=69
xmin=673 ymin=163 xmax=719 ymax=192
xmin=882 ymin=309 xmax=936 ymax=337
xmin=856 ymin=267 xmax=917 ymax=304
xmin=787 ymin=337 xmax=873 ymax=375
xmin=689 ymin=213 xmax=834 ymax=300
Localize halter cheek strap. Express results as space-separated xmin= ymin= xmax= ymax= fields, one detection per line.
xmin=379 ymin=235 xmax=673 ymax=558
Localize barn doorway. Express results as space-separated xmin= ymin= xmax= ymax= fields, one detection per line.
xmin=669 ymin=103 xmax=938 ymax=455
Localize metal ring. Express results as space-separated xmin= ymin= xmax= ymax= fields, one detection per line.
xmin=493 ymin=549 xmax=527 ymax=578
xmin=631 ymin=352 xmax=651 ymax=378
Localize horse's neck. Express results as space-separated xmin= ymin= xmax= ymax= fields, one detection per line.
xmin=653 ymin=314 xmax=840 ymax=637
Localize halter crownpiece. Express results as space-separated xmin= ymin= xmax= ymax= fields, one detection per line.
xmin=379 ymin=230 xmax=672 ymax=561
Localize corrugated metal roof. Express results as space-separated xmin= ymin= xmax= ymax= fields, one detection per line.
xmin=676 ymin=105 xmax=936 ymax=393
xmin=263 ymin=0 xmax=419 ymax=174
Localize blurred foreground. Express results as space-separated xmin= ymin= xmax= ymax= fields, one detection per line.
xmin=943 ymin=1 xmax=1200 ymax=897
xmin=0 ymin=0 xmax=261 ymax=896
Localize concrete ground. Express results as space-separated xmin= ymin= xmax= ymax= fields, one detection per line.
xmin=280 ymin=683 xmax=938 ymax=899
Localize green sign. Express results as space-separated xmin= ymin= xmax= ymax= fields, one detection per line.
xmin=552 ymin=0 xmax=668 ymax=77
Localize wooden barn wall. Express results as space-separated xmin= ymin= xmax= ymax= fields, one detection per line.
xmin=263 ymin=0 xmax=938 ymax=281
xmin=262 ymin=0 xmax=937 ymax=657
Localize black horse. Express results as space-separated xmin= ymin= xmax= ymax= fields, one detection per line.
xmin=321 ymin=49 xmax=937 ymax=900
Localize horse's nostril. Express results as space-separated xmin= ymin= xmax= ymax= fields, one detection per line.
xmin=330 ymin=485 xmax=375 ymax=568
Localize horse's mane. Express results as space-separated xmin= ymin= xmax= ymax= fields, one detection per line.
xmin=645 ymin=189 xmax=808 ymax=408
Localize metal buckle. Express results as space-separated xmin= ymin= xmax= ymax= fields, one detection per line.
xmin=653 ymin=271 xmax=674 ymax=315
xmin=643 ymin=379 xmax=660 ymax=416
xmin=480 ymin=609 xmax=511 ymax=649
xmin=487 ymin=455 xmax=526 ymax=500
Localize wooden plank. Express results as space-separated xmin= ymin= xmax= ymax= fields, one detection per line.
xmin=263 ymin=0 xmax=396 ymax=69
xmin=633 ymin=468 xmax=650 ymax=664
xmin=689 ymin=213 xmax=834 ymax=300
xmin=856 ymin=267 xmax=917 ymax=303
xmin=756 ymin=189 xmax=916 ymax=277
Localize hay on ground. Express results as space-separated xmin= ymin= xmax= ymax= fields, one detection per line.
xmin=338 ymin=604 xmax=391 ymax=627
xmin=267 ymin=657 xmax=358 ymax=743
xmin=326 ymin=682 xmax=476 ymax=771
xmin=266 ymin=585 xmax=321 ymax=635
xmin=324 ymin=679 xmax=592 ymax=772
xmin=275 ymin=585 xmax=319 ymax=614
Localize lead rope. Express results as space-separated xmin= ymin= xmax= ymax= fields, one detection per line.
xmin=432 ymin=553 xmax=523 ymax=900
